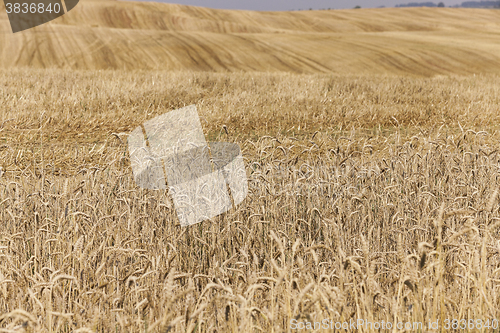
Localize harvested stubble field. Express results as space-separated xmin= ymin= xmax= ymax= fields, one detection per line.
xmin=2 ymin=1 xmax=500 ymax=76
xmin=0 ymin=69 xmax=500 ymax=332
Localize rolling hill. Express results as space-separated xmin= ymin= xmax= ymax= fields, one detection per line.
xmin=1 ymin=0 xmax=500 ymax=75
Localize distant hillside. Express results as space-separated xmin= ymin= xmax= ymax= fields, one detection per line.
xmin=1 ymin=0 xmax=500 ymax=76
xmin=396 ymin=2 xmax=439 ymax=7
xmin=460 ymin=1 xmax=500 ymax=7
xmin=397 ymin=1 xmax=500 ymax=7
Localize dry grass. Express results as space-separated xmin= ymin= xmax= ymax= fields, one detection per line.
xmin=0 ymin=69 xmax=500 ymax=331
xmin=1 ymin=1 xmax=500 ymax=75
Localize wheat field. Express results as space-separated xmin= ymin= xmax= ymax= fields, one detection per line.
xmin=0 ymin=69 xmax=500 ymax=331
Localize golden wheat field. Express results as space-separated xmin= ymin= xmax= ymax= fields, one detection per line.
xmin=0 ymin=69 xmax=500 ymax=332
xmin=2 ymin=1 xmax=500 ymax=332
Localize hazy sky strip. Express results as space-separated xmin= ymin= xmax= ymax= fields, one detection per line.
xmin=124 ymin=0 xmax=465 ymax=11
